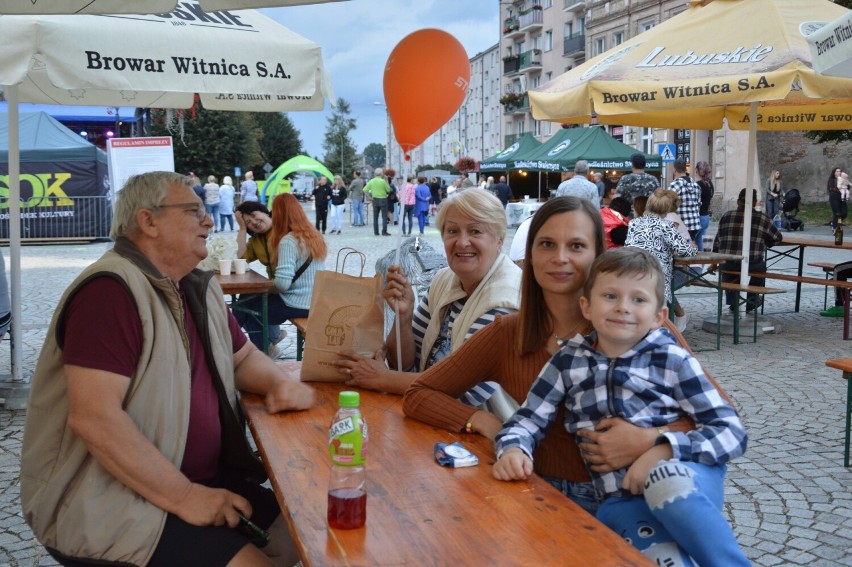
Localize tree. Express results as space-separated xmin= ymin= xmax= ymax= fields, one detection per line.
xmin=322 ymin=98 xmax=357 ymax=177
xmin=363 ymin=142 xmax=386 ymax=168
xmin=248 ymin=111 xmax=303 ymax=180
xmin=151 ymin=102 xmax=255 ymax=179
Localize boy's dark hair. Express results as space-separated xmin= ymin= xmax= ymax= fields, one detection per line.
xmin=608 ymin=196 xmax=632 ymax=217
xmin=583 ymin=247 xmax=666 ymax=309
xmin=630 ymin=153 xmax=646 ymax=170
xmin=673 ymin=158 xmax=688 ymax=173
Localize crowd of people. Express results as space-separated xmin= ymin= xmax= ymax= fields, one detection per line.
xmin=22 ymin=154 xmax=849 ymax=566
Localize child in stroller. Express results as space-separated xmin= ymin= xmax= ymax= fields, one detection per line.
xmin=780 ymin=188 xmax=804 ymax=231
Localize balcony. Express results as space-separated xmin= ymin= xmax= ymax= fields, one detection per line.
xmin=563 ymin=0 xmax=584 ymax=13
xmin=518 ymin=49 xmax=542 ymax=72
xmin=504 ymin=133 xmax=519 ymax=147
xmin=503 ymin=55 xmax=520 ymax=74
xmin=502 ymin=17 xmax=520 ymax=37
xmin=563 ymin=33 xmax=585 ymax=56
xmin=500 ymin=92 xmax=529 ymax=114
xmin=518 ymin=7 xmax=543 ymax=31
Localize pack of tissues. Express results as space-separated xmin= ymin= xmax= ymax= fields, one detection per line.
xmin=434 ymin=442 xmax=479 ymax=468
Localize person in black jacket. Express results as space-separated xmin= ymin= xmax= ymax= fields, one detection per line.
xmin=312 ymin=175 xmax=332 ymax=234
xmin=493 ymin=175 xmax=512 ymax=208
xmin=429 ymin=176 xmax=442 ymax=218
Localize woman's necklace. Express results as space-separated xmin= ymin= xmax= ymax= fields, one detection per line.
xmin=552 ymin=321 xmax=591 ymax=348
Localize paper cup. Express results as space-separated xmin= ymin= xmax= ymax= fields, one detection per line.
xmin=233 ymin=258 xmax=247 ymax=274
xmin=219 ymin=259 xmax=232 ymax=275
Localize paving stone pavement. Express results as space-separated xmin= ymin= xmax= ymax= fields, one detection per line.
xmin=1 ymin=209 xmax=850 ymax=566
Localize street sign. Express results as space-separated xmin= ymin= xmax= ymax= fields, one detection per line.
xmin=234 ymin=166 xmax=242 ymax=178
xmin=263 ymin=162 xmax=273 ymax=174
xmin=657 ymin=144 xmax=676 ymax=163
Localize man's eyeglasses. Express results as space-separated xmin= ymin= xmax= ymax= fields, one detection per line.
xmin=152 ymin=202 xmax=208 ymax=222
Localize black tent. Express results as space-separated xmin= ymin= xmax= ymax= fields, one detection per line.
xmin=0 ymin=112 xmax=110 ymax=239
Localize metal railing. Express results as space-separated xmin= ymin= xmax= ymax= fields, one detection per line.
xmin=564 ymin=33 xmax=586 ymax=56
xmin=0 ymin=195 xmax=113 ymax=241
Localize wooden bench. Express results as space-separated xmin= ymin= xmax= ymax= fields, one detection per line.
xmin=747 ymin=272 xmax=852 ymax=340
xmin=825 ymin=358 xmax=852 ymax=467
xmin=808 ymin=262 xmax=837 ymax=309
xmin=289 ymin=317 xmax=308 ymax=361
xmin=691 ymin=280 xmax=785 ymax=344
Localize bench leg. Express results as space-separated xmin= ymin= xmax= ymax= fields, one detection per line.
xmin=732 ymin=293 xmax=741 ymax=345
xmin=844 ymin=290 xmax=850 ymax=341
xmin=846 ymin=371 xmax=852 ymax=467
xmin=296 ymin=329 xmax=305 ymax=361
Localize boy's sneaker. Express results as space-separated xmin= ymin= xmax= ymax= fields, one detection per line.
xmin=819 ymin=305 xmax=845 ymax=317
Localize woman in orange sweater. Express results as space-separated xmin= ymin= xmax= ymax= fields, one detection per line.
xmin=403 ymin=196 xmax=704 ymax=513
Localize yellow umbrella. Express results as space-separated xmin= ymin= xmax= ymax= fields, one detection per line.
xmin=530 ymin=0 xmax=852 ymax=287
xmin=531 ymin=0 xmax=852 ymax=130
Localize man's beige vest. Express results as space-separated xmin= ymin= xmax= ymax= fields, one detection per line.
xmin=20 ymin=238 xmax=263 ymax=565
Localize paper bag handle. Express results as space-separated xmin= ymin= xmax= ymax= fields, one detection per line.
xmin=335 ymin=247 xmax=366 ymax=276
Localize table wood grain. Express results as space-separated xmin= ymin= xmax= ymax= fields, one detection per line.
xmin=242 ymin=381 xmax=652 ymax=567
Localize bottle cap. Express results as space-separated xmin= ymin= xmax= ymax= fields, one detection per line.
xmin=339 ymin=391 xmax=360 ymax=407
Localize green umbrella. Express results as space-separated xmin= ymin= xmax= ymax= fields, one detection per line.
xmin=261 ymin=155 xmax=335 ymax=204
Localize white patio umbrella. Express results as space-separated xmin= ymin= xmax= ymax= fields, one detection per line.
xmin=807 ymin=10 xmax=852 ymax=78
xmin=0 ymin=0 xmax=345 ymax=14
xmin=0 ymin=2 xmax=334 ymax=380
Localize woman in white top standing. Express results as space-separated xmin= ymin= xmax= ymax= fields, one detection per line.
xmin=218 ymin=175 xmax=236 ymax=231
xmin=203 ymin=175 xmax=221 ymax=232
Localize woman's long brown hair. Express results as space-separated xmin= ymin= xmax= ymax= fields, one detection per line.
xmin=515 ymin=197 xmax=605 ymax=356
xmin=269 ymin=193 xmax=327 ymax=264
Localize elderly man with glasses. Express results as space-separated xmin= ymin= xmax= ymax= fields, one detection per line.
xmin=21 ymin=171 xmax=314 ymax=567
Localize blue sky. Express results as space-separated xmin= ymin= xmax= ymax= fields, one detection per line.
xmin=261 ymin=0 xmax=499 ymax=160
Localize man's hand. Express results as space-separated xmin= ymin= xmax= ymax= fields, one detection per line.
xmin=493 ymin=448 xmax=533 ymax=481
xmin=265 ymin=378 xmax=315 ymax=413
xmin=174 ymin=483 xmax=251 ymax=528
xmin=622 ymin=444 xmax=673 ymax=495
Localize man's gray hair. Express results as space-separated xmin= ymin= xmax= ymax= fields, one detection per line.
xmin=374 ymin=168 xmax=384 ymax=177
xmin=574 ymin=160 xmax=589 ymax=174
xmin=110 ymin=172 xmax=193 ymax=240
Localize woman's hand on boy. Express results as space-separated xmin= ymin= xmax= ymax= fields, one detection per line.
xmin=577 ymin=417 xmax=659 ymax=472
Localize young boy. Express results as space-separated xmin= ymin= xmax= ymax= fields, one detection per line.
xmin=494 ymin=247 xmax=749 ymax=567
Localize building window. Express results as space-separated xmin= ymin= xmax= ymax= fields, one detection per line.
xmin=544 ymin=31 xmax=553 ymax=52
xmin=640 ymin=20 xmax=656 ymax=33
xmin=543 ymin=0 xmax=552 ymax=7
xmin=595 ymin=37 xmax=606 ymax=56
xmin=675 ymin=129 xmax=691 ymax=162
xmin=565 ymin=22 xmax=573 ymax=37
xmin=641 ymin=128 xmax=654 ymax=154
xmin=613 ymin=31 xmax=624 ymax=46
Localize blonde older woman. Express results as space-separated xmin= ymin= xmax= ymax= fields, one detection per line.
xmin=625 ymin=188 xmax=696 ymax=331
xmin=336 ymin=189 xmax=521 ymax=394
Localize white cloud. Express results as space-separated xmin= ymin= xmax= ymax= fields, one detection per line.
xmin=261 ymin=0 xmax=498 ymax=164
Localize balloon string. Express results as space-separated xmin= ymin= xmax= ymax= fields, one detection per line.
xmin=392 ymin=158 xmax=412 ymax=373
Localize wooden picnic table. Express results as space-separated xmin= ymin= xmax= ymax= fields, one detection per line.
xmin=766 ymin=235 xmax=852 ymax=312
xmin=674 ymin=251 xmax=743 ymax=350
xmin=241 ymin=379 xmax=653 ymax=567
xmin=215 ymin=270 xmax=275 ymax=351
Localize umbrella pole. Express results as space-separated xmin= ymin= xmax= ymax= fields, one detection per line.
xmin=740 ymin=103 xmax=758 ymax=292
xmin=538 ymin=171 xmax=541 ymax=200
xmin=6 ymin=84 xmax=22 ymax=382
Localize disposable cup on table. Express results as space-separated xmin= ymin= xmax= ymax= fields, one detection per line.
xmin=233 ymin=259 xmax=247 ymax=274
xmin=219 ymin=260 xmax=232 ymax=275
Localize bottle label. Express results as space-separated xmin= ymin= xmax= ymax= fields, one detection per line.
xmin=329 ymin=415 xmax=368 ymax=465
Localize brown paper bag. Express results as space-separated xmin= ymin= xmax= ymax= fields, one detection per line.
xmin=300 ymin=249 xmax=385 ymax=382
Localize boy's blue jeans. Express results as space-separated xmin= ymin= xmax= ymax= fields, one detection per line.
xmin=596 ymin=461 xmax=750 ymax=567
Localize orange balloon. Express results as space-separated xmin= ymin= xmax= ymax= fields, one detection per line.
xmin=383 ymin=29 xmax=470 ymax=156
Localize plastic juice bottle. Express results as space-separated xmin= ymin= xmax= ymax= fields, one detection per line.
xmin=327 ymin=391 xmax=368 ymax=529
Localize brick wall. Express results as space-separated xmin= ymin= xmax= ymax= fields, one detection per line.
xmin=757 ymin=131 xmax=852 ymax=204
